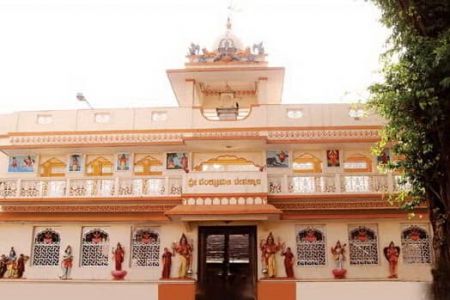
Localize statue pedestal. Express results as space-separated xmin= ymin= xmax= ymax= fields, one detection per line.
xmin=111 ymin=270 xmax=127 ymax=280
xmin=332 ymin=268 xmax=347 ymax=279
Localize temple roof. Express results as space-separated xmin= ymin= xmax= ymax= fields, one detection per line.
xmin=186 ymin=18 xmax=266 ymax=66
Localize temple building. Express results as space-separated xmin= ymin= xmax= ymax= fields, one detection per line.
xmin=0 ymin=19 xmax=432 ymax=300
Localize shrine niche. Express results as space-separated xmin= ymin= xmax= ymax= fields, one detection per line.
xmin=194 ymin=154 xmax=261 ymax=172
xmin=343 ymin=153 xmax=373 ymax=173
xmin=39 ymin=157 xmax=66 ymax=177
xmin=133 ymin=154 xmax=162 ymax=176
xmin=85 ymin=155 xmax=114 ymax=176
xmin=131 ymin=228 xmax=160 ymax=267
xmin=292 ymin=153 xmax=322 ymax=173
xmin=32 ymin=228 xmax=61 ymax=266
xmin=81 ymin=228 xmax=109 ymax=266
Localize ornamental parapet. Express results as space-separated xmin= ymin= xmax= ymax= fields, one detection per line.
xmin=0 ymin=127 xmax=381 ymax=149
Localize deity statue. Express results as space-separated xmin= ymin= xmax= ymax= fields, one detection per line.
xmin=111 ymin=242 xmax=127 ymax=280
xmin=0 ymin=254 xmax=8 ymax=278
xmin=172 ymin=233 xmax=193 ymax=278
xmin=331 ymin=241 xmax=347 ymax=279
xmin=16 ymin=254 xmax=28 ymax=278
xmin=188 ymin=43 xmax=200 ymax=56
xmin=60 ymin=245 xmax=73 ymax=280
xmin=8 ymin=247 xmax=16 ymax=261
xmin=252 ymin=42 xmax=265 ymax=55
xmin=383 ymin=241 xmax=401 ymax=278
xmin=6 ymin=253 xmax=29 ymax=279
xmin=281 ymin=246 xmax=295 ymax=278
xmin=161 ymin=247 xmax=174 ymax=279
xmin=260 ymin=232 xmax=283 ymax=278
xmin=6 ymin=258 xmax=17 ymax=278
xmin=113 ymin=242 xmax=125 ymax=271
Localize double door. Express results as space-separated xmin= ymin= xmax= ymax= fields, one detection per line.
xmin=196 ymin=226 xmax=257 ymax=300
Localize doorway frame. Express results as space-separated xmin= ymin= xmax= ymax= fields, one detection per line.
xmin=197 ymin=225 xmax=258 ymax=298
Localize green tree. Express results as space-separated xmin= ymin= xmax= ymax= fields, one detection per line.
xmin=368 ymin=1 xmax=450 ymax=298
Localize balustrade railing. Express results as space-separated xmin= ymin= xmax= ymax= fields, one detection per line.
xmin=0 ymin=176 xmax=182 ymax=198
xmin=0 ymin=173 xmax=404 ymax=198
xmin=268 ymin=173 xmax=396 ymax=195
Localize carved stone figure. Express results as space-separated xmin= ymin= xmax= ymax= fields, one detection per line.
xmin=172 ymin=233 xmax=193 ymax=278
xmin=161 ymin=247 xmax=174 ymax=279
xmin=188 ymin=43 xmax=200 ymax=56
xmin=260 ymin=232 xmax=283 ymax=278
xmin=384 ymin=241 xmax=401 ymax=278
xmin=111 ymin=242 xmax=127 ymax=280
xmin=331 ymin=240 xmax=347 ymax=279
xmin=281 ymin=246 xmax=295 ymax=278
xmin=252 ymin=42 xmax=265 ymax=55
xmin=60 ymin=245 xmax=73 ymax=280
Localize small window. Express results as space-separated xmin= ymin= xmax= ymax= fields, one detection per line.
xmin=344 ymin=154 xmax=372 ymax=173
xmin=32 ymin=228 xmax=61 ymax=266
xmin=296 ymin=226 xmax=326 ymax=266
xmin=81 ymin=228 xmax=109 ymax=266
xmin=349 ymin=225 xmax=379 ymax=265
xmin=131 ymin=228 xmax=160 ymax=267
xmin=94 ymin=113 xmax=111 ymax=123
xmin=401 ymin=225 xmax=432 ymax=264
xmin=287 ymin=109 xmax=303 ymax=119
xmin=344 ymin=162 xmax=368 ymax=169
xmin=292 ymin=153 xmax=322 ymax=173
xmin=151 ymin=111 xmax=168 ymax=122
xmin=37 ymin=114 xmax=53 ymax=125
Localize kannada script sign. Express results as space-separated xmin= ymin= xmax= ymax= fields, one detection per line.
xmin=183 ymin=171 xmax=267 ymax=194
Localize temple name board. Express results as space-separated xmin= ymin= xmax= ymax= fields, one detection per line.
xmin=183 ymin=171 xmax=267 ymax=194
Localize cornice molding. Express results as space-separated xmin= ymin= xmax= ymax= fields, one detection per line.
xmin=1 ymin=127 xmax=381 ymax=148
xmin=1 ymin=204 xmax=176 ymax=213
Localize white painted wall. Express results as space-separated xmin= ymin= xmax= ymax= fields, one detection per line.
xmin=0 ymin=281 xmax=158 ymax=300
xmin=257 ymin=219 xmax=432 ymax=281
xmin=0 ymin=220 xmax=432 ymax=281
xmin=298 ymin=281 xmax=431 ymax=300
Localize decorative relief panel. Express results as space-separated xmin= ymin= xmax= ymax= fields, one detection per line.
xmin=401 ymin=224 xmax=432 ymax=264
xmin=131 ymin=227 xmax=160 ymax=267
xmin=32 ymin=228 xmax=61 ymax=266
xmin=81 ymin=228 xmax=109 ymax=267
xmin=348 ymin=225 xmax=379 ymax=265
xmin=296 ymin=225 xmax=326 ymax=266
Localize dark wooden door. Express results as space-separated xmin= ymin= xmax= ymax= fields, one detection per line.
xmin=197 ymin=226 xmax=257 ymax=300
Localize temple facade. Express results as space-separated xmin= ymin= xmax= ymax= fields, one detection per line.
xmin=0 ymin=20 xmax=432 ymax=300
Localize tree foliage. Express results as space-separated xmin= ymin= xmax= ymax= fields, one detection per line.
xmin=368 ymin=1 xmax=450 ymax=298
